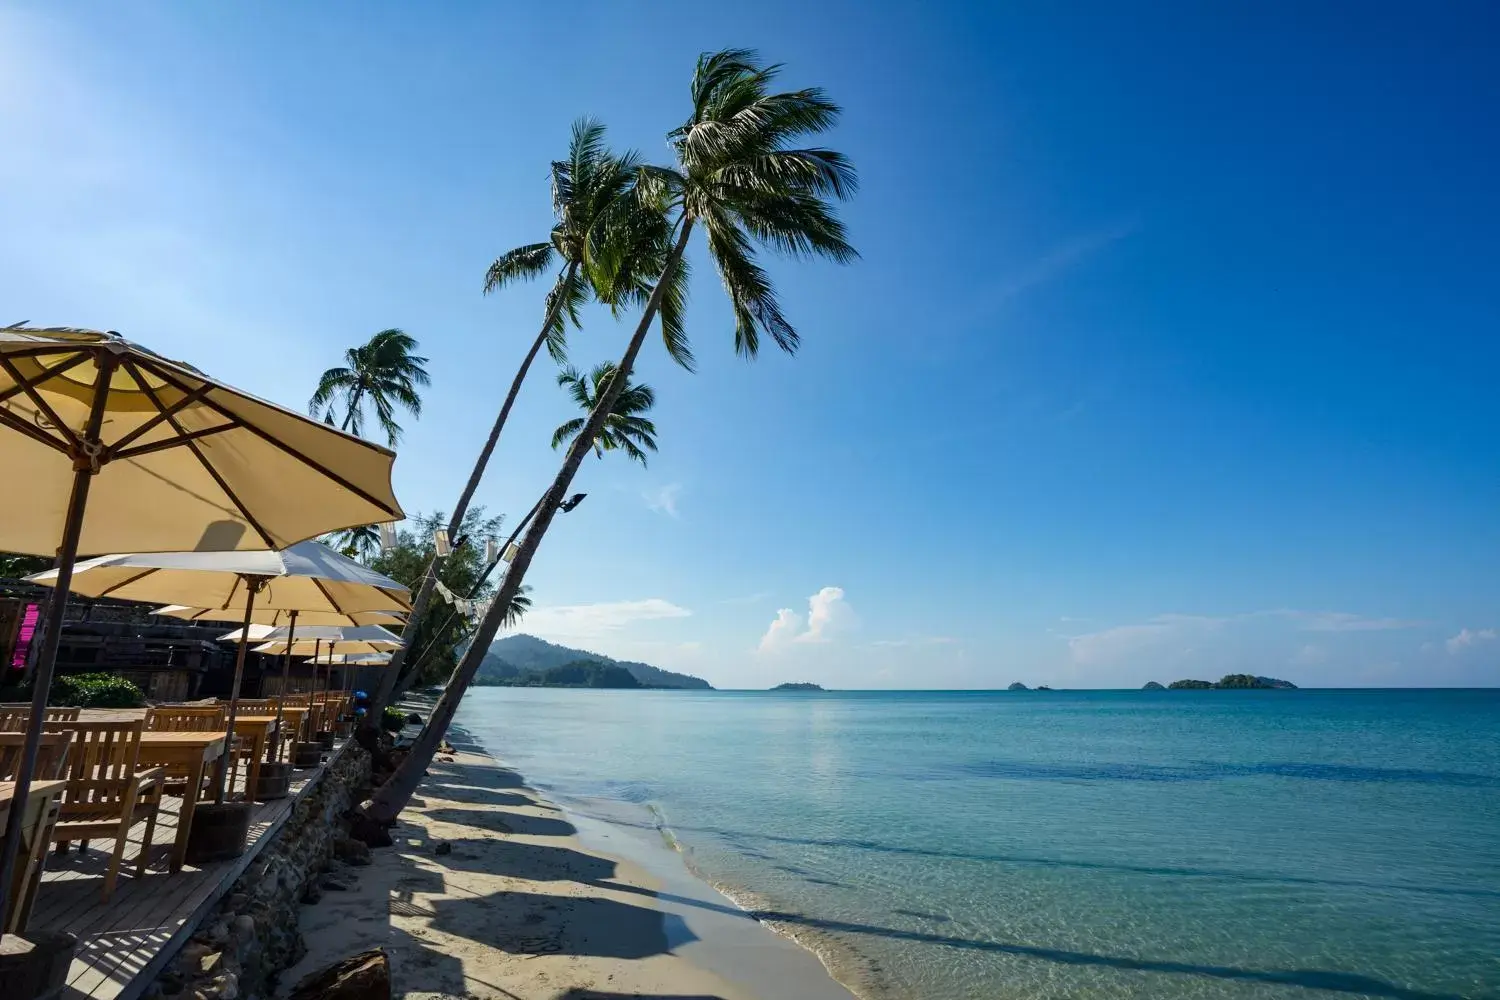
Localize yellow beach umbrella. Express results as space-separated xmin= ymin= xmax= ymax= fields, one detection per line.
xmin=0 ymin=325 xmax=404 ymax=920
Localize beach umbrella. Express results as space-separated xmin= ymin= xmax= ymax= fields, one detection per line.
xmin=252 ymin=627 xmax=404 ymax=724
xmin=159 ymin=605 xmax=404 ymax=628
xmin=0 ymin=325 xmax=403 ymax=922
xmin=29 ymin=541 xmax=409 ymax=802
xmin=251 ymin=624 xmax=404 ymax=656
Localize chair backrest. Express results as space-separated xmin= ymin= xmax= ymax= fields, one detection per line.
xmin=279 ymin=693 xmax=311 ymax=708
xmin=49 ymin=721 xmax=146 ymax=816
xmin=146 ymin=705 xmax=226 ymax=732
xmin=0 ymin=706 xmax=82 ymax=732
xmin=228 ymin=698 xmax=277 ymax=714
xmin=0 ymin=731 xmax=74 ymax=780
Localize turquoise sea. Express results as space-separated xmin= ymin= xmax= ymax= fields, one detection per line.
xmin=455 ymin=688 xmax=1500 ymax=1000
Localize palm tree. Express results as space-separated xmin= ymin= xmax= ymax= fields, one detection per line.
xmin=363 ymin=49 xmax=856 ymax=824
xmin=363 ymin=119 xmax=679 ymax=725
xmin=552 ymin=363 xmax=657 ymax=464
xmin=328 ymin=524 xmax=379 ymax=561
xmin=309 ymin=329 xmax=430 ymax=447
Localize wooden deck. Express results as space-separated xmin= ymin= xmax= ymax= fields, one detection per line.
xmin=28 ymin=742 xmax=351 ymax=1000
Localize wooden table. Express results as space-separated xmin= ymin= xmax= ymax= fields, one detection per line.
xmin=227 ymin=716 xmax=277 ymax=798
xmin=0 ymin=778 xmax=66 ymax=932
xmin=268 ymin=707 xmax=307 ymax=759
xmin=137 ymin=732 xmax=227 ymax=872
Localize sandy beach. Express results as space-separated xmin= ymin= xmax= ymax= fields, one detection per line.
xmin=279 ymin=746 xmax=857 ymax=1000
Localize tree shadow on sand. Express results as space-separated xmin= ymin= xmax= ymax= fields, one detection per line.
xmin=416 ymin=833 xmax=1478 ymax=1000
xmin=424 ymin=782 xmax=539 ymax=808
xmin=428 ymin=888 xmax=693 ymax=961
xmin=553 ymin=992 xmax=725 ymax=1000
xmin=423 ymin=806 xmax=577 ymax=837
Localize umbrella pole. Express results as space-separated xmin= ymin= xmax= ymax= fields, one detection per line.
xmin=269 ymin=611 xmax=297 ymax=763
xmin=216 ymin=578 xmax=263 ymax=804
xmin=0 ymin=353 xmax=114 ymax=928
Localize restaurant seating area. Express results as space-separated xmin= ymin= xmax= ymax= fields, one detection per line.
xmin=0 ymin=694 xmax=356 ymax=1000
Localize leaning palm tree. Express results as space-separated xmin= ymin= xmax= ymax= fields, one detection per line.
xmin=362 ymin=120 xmax=681 ymax=726
xmin=552 ymin=363 xmax=657 ymax=464
xmin=363 ymin=49 xmax=856 ymax=825
xmin=309 ymin=329 xmax=430 ymax=447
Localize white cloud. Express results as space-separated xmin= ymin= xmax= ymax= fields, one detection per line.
xmin=1265 ymin=610 xmax=1422 ymax=632
xmin=1064 ymin=609 xmax=1425 ymax=671
xmin=1066 ymin=615 xmax=1225 ymax=666
xmin=758 ymin=587 xmax=855 ymax=653
xmin=871 ymin=636 xmax=960 ymax=648
xmin=520 ymin=599 xmax=691 ymax=640
xmin=986 ymin=219 xmax=1138 ymax=309
xmin=758 ymin=609 xmax=804 ymax=653
xmin=1446 ymin=628 xmax=1497 ymax=654
xmin=643 ymin=483 xmax=681 ymax=518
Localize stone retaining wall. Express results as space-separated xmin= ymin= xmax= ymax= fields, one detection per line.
xmin=146 ymin=745 xmax=373 ymax=1000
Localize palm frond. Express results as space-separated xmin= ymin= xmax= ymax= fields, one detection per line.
xmin=484 ymin=243 xmax=555 ymax=294
xmin=703 ymin=208 xmax=797 ymax=355
xmin=550 ymin=417 xmax=586 ymax=450
xmin=308 ymin=367 xmax=354 ymax=412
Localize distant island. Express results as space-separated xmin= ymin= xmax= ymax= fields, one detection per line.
xmin=772 ymin=682 xmax=824 ymax=691
xmin=1158 ymin=674 xmax=1298 ymax=690
xmin=1008 ymin=682 xmax=1029 ymax=691
xmin=475 ymin=634 xmax=713 ymax=690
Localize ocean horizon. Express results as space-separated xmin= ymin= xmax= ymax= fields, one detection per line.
xmin=457 ymin=687 xmax=1500 ymax=1000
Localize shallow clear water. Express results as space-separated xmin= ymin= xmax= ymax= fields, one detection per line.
xmin=455 ymin=688 xmax=1500 ymax=1000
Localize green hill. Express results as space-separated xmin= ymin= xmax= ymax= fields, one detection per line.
xmin=475 ymin=634 xmax=713 ymax=690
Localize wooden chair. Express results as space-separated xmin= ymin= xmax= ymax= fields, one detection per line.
xmin=0 ymin=706 xmax=81 ymax=732
xmin=145 ymin=705 xmax=226 ymax=732
xmin=226 ymin=699 xmax=277 ymax=715
xmin=145 ymin=706 xmax=228 ymax=795
xmin=47 ymin=721 xmax=165 ymax=900
xmin=0 ymin=731 xmax=75 ymax=780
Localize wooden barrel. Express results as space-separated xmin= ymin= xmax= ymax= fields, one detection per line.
xmin=254 ymin=762 xmax=294 ymax=801
xmin=0 ymin=931 xmax=76 ymax=1000
xmin=291 ymin=742 xmax=323 ymax=769
xmin=185 ymin=802 xmax=252 ymax=864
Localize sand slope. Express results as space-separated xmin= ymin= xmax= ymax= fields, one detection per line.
xmin=279 ymin=749 xmax=844 ymax=1000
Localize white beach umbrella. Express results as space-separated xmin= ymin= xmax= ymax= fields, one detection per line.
xmin=29 ymin=541 xmax=411 ymax=614
xmin=160 ymin=605 xmax=405 ymax=628
xmin=251 ymin=624 xmax=404 ymax=656
xmin=28 ymin=541 xmax=410 ymax=801
xmin=216 ymin=623 xmax=281 ymax=643
xmin=0 ymin=325 xmax=404 ymax=918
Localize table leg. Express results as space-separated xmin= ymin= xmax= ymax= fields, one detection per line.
xmin=172 ymin=753 xmax=207 ymax=872
xmin=244 ymin=732 xmax=264 ymax=801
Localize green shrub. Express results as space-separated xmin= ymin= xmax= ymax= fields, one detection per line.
xmin=52 ymin=672 xmax=146 ymax=708
xmin=381 ymin=705 xmax=407 ymax=732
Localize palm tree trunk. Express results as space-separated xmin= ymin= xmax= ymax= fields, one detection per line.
xmin=366 ymin=263 xmax=579 ymax=724
xmin=340 ymin=390 xmax=362 ymax=433
xmin=364 ymin=223 xmax=693 ymax=824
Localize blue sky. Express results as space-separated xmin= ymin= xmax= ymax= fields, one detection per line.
xmin=2 ymin=2 xmax=1496 ymax=689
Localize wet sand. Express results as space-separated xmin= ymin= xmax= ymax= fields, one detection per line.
xmin=280 ymin=747 xmax=857 ymax=1000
